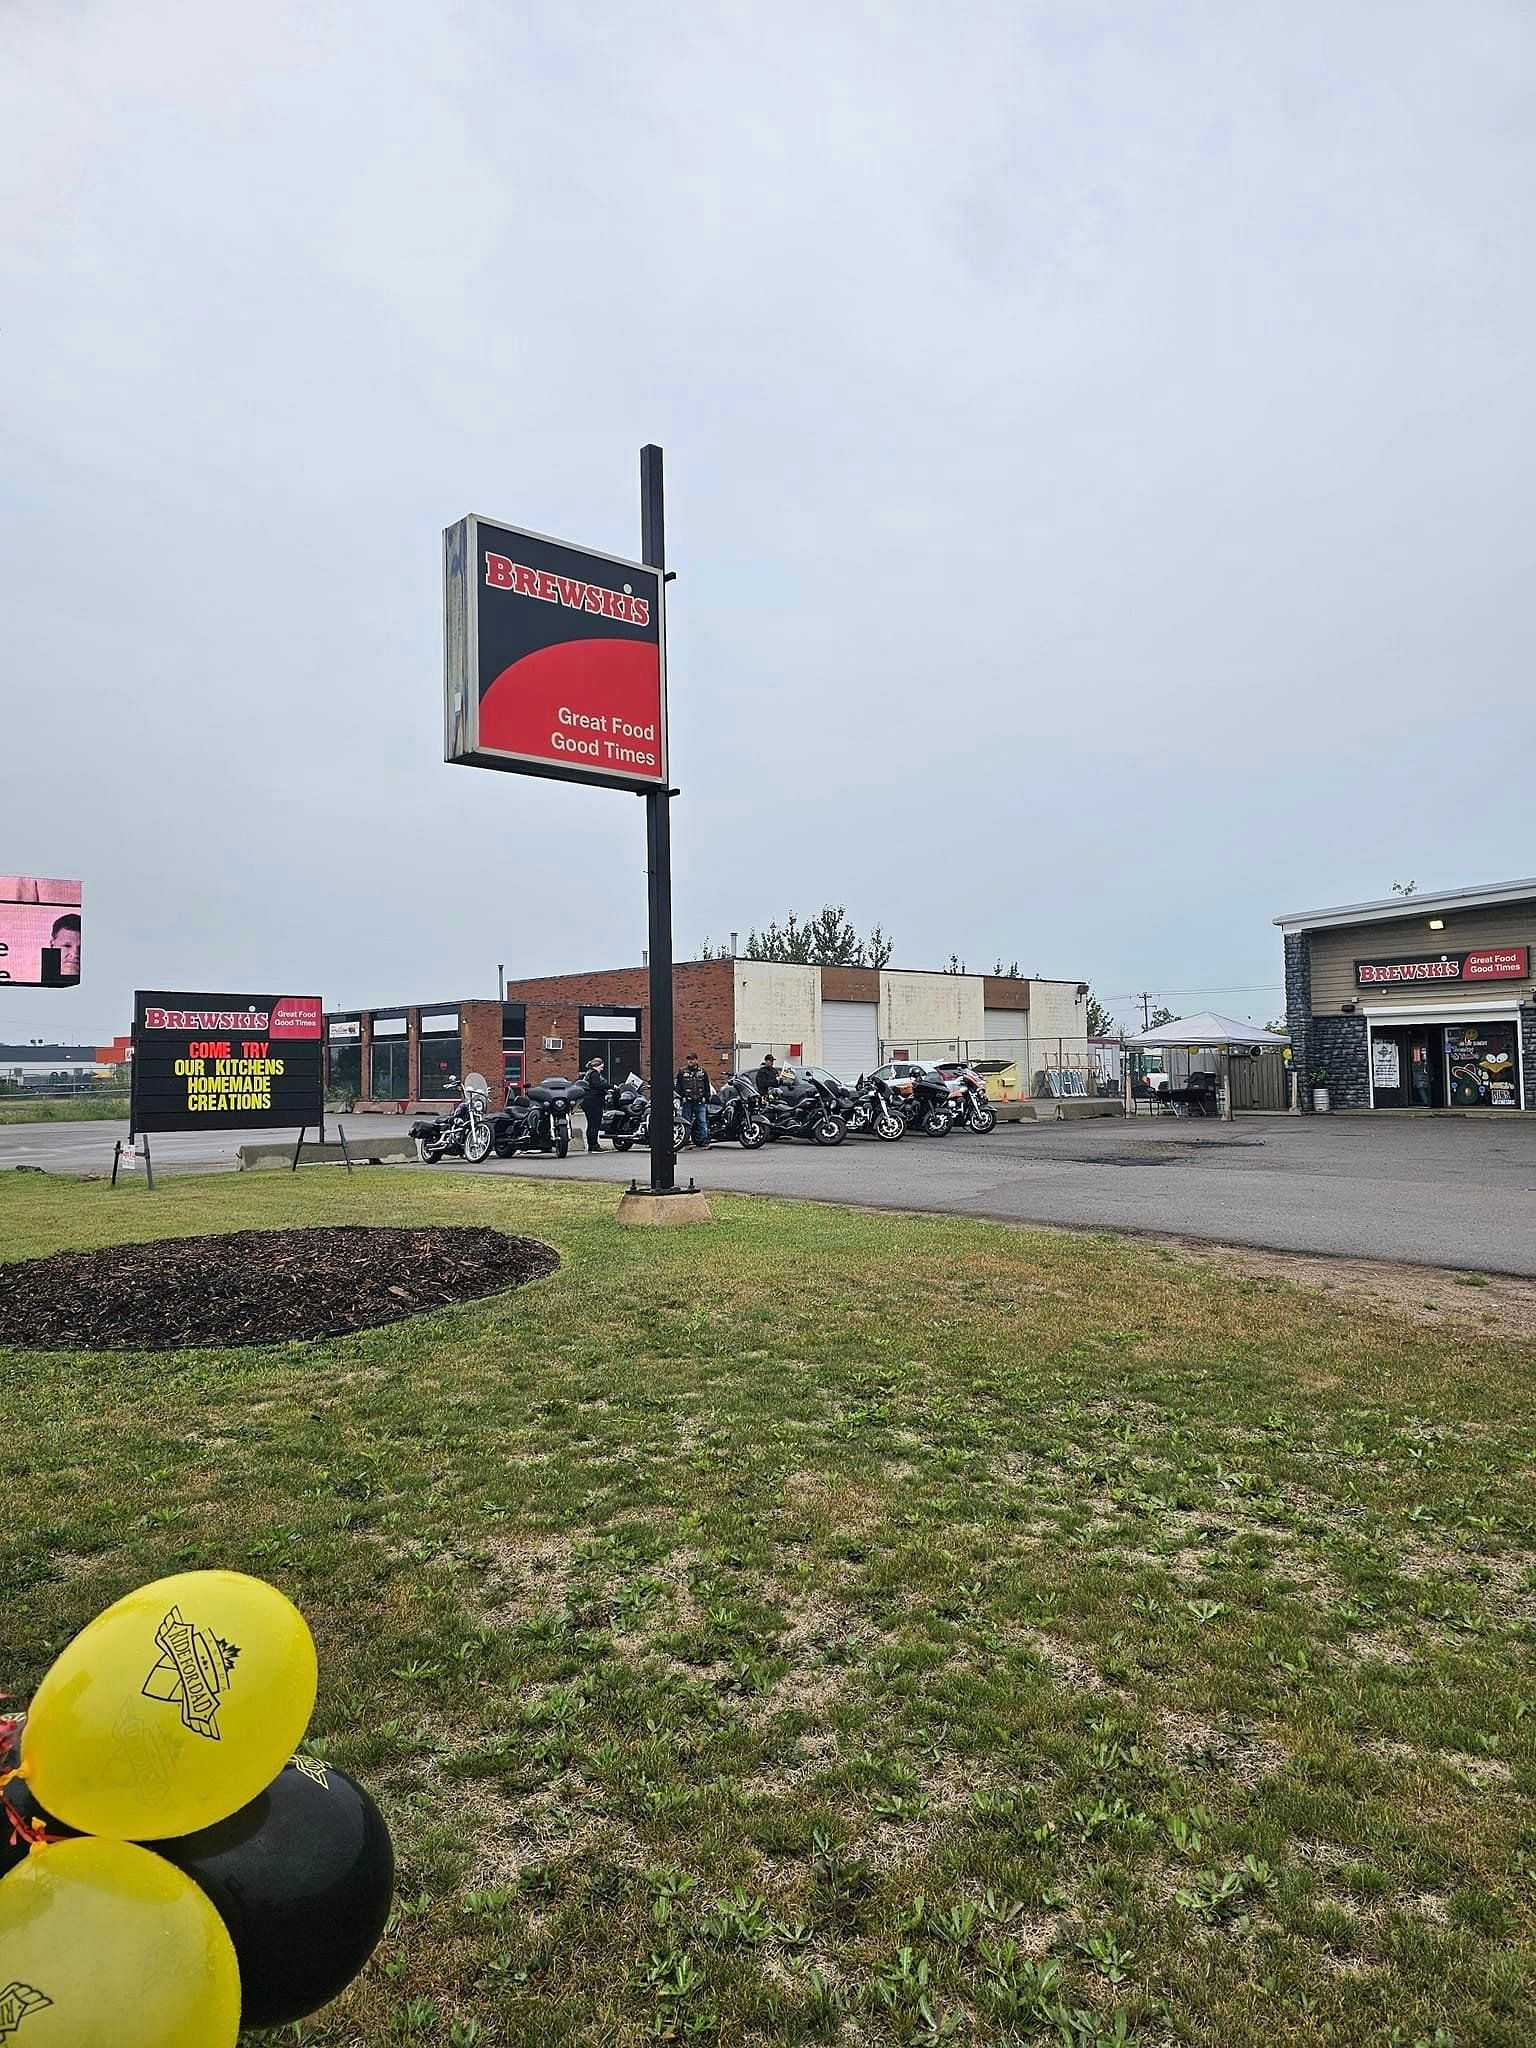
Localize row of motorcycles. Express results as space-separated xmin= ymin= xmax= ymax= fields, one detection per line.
xmin=412 ymin=1063 xmax=999 ymax=1162
xmin=412 ymin=1071 xmax=586 ymax=1163
xmin=760 ymin=1063 xmax=998 ymax=1146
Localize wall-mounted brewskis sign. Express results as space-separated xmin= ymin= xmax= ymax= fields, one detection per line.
xmin=1354 ymin=947 xmax=1528 ymax=989
xmin=131 ymin=991 xmax=324 ymax=1135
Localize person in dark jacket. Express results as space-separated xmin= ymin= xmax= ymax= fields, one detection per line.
xmin=578 ymin=1058 xmax=609 ymax=1150
xmin=755 ymin=1053 xmax=783 ymax=1099
xmin=676 ymin=1054 xmax=712 ymax=1149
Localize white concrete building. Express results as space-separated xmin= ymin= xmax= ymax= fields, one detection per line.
xmin=733 ymin=963 xmax=1090 ymax=1094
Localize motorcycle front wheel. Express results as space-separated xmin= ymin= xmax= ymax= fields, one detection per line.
xmin=739 ymin=1118 xmax=767 ymax=1149
xmin=672 ymin=1118 xmax=689 ymax=1150
xmin=813 ymin=1116 xmax=845 ymax=1146
xmin=968 ymin=1104 xmax=998 ymax=1134
xmin=464 ymin=1124 xmax=494 ymax=1163
xmin=556 ymin=1126 xmax=570 ymax=1159
xmin=875 ymin=1111 xmax=904 ymax=1140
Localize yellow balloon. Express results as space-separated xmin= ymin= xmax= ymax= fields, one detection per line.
xmin=0 ymin=1835 xmax=240 ymax=2045
xmin=20 ymin=1569 xmax=317 ymax=1839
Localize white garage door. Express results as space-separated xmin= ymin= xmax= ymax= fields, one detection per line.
xmin=983 ymin=1008 xmax=1030 ymax=1053
xmin=821 ymin=1001 xmax=880 ymax=1081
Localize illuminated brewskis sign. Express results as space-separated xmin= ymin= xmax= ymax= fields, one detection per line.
xmin=1354 ymin=947 xmax=1529 ymax=989
xmin=443 ymin=517 xmax=667 ymax=791
xmin=131 ymin=990 xmax=323 ymax=1135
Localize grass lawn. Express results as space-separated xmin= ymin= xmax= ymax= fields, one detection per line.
xmin=2 ymin=1171 xmax=1532 ymax=2047
xmin=0 ymin=1095 xmax=129 ymax=1123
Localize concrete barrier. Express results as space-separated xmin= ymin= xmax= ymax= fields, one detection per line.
xmin=238 ymin=1134 xmax=417 ymax=1170
xmin=995 ymin=1099 xmax=1125 ymax=1123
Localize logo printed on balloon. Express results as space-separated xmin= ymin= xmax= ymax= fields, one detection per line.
xmin=142 ymin=1607 xmax=241 ymax=1740
xmin=292 ymin=1756 xmax=331 ymax=1788
xmin=0 ymin=1984 xmax=51 ymax=2038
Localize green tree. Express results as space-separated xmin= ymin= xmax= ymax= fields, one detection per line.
xmin=1147 ymin=1004 xmax=1175 ymax=1030
xmin=992 ymin=959 xmax=1023 ymax=979
xmin=1084 ymin=991 xmax=1116 ymax=1037
xmin=717 ymin=906 xmax=896 ymax=968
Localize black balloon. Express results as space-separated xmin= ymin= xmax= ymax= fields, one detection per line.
xmin=153 ymin=1758 xmax=394 ymax=2027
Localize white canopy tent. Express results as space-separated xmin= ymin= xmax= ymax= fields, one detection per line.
xmin=1123 ymin=1013 xmax=1290 ymax=1118
xmin=1125 ymin=1012 xmax=1289 ymax=1051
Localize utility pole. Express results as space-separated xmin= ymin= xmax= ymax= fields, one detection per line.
xmin=1138 ymin=992 xmax=1153 ymax=1032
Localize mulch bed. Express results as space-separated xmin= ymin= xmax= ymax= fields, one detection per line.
xmin=0 ymin=1225 xmax=560 ymax=1351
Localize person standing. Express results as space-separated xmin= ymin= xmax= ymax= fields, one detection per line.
xmin=578 ymin=1058 xmax=609 ymax=1151
xmin=676 ymin=1053 xmax=712 ymax=1149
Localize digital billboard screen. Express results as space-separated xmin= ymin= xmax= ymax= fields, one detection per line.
xmin=0 ymin=878 xmax=82 ymax=987
xmin=131 ymin=990 xmax=324 ymax=1135
xmin=444 ymin=516 xmax=667 ymax=791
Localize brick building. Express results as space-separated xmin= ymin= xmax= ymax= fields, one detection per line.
xmin=327 ymin=959 xmax=1090 ymax=1110
xmin=1277 ymin=877 xmax=1536 ymax=1112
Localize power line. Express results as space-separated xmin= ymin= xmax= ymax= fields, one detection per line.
xmin=1103 ymin=984 xmax=1283 ymax=999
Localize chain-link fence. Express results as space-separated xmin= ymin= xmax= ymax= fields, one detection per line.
xmin=889 ymin=1037 xmax=1095 ymax=1102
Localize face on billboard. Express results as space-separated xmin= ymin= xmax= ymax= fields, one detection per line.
xmin=444 ymin=518 xmax=667 ymax=790
xmin=0 ymin=878 xmax=82 ymax=986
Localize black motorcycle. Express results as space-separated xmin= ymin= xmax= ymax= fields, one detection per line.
xmin=944 ymin=1064 xmax=998 ymax=1134
xmin=705 ymin=1072 xmax=768 ymax=1148
xmin=844 ymin=1072 xmax=906 ymax=1140
xmin=601 ymin=1077 xmax=648 ymax=1146
xmin=412 ymin=1075 xmax=494 ymax=1163
xmin=492 ymin=1076 xmax=584 ymax=1159
xmin=894 ymin=1068 xmax=953 ymax=1136
xmin=756 ymin=1071 xmax=845 ymax=1146
xmin=607 ymin=1082 xmax=689 ymax=1155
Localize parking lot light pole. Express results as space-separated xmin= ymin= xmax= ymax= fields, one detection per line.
xmin=641 ymin=444 xmax=677 ymax=1197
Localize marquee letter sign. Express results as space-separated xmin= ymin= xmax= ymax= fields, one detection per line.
xmin=131 ymin=990 xmax=324 ymax=1136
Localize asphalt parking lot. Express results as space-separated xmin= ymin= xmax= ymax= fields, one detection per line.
xmin=7 ymin=1111 xmax=1536 ymax=1275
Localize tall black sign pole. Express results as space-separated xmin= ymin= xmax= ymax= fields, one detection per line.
xmin=641 ymin=443 xmax=677 ymax=1196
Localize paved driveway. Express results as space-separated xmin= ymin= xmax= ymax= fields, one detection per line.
xmin=6 ymin=1112 xmax=1536 ymax=1274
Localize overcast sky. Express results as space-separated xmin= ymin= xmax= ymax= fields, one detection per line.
xmin=4 ymin=0 xmax=1533 ymax=1042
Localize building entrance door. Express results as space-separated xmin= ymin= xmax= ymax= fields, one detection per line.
xmin=1372 ymin=1025 xmax=1446 ymax=1108
xmin=1407 ymin=1027 xmax=1441 ymax=1107
xmin=579 ymin=1007 xmax=643 ymax=1086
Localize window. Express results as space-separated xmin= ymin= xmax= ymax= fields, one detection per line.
xmin=328 ymin=1043 xmax=361 ymax=1097
xmin=370 ymin=1040 xmax=409 ymax=1101
xmin=418 ymin=1034 xmax=461 ymax=1097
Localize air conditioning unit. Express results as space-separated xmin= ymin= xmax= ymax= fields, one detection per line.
xmin=543 ymin=1035 xmax=563 ymax=1052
